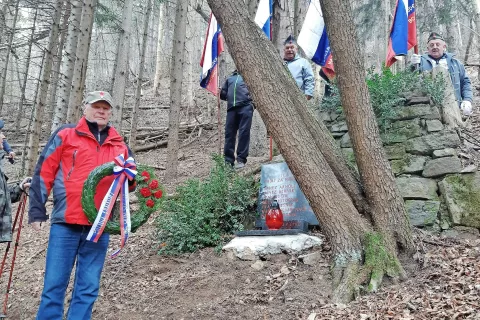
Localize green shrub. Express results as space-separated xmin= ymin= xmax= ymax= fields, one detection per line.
xmin=320 ymin=67 xmax=445 ymax=129
xmin=156 ymin=155 xmax=259 ymax=255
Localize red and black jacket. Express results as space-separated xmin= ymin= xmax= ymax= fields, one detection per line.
xmin=28 ymin=117 xmax=133 ymax=225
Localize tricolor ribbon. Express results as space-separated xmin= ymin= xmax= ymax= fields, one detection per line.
xmin=87 ymin=154 xmax=137 ymax=258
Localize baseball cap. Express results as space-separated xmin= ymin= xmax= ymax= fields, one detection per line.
xmin=427 ymin=32 xmax=444 ymax=43
xmin=83 ymin=91 xmax=113 ymax=108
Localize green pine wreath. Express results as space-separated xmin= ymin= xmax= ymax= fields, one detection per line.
xmin=81 ymin=162 xmax=164 ymax=234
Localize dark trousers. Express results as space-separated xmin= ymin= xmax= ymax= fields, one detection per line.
xmin=224 ymin=104 xmax=254 ymax=164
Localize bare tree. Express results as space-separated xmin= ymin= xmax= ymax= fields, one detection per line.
xmin=165 ymin=0 xmax=188 ymax=182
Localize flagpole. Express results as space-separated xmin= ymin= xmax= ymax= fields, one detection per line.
xmin=217 ymin=55 xmax=222 ymax=155
xmin=268 ymin=0 xmax=273 ymax=161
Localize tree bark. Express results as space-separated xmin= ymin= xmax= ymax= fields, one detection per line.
xmin=67 ymin=0 xmax=97 ymax=122
xmin=464 ymin=20 xmax=474 ymax=63
xmin=0 ymin=0 xmax=19 ymax=114
xmin=130 ymin=0 xmax=153 ymax=149
xmin=320 ymin=0 xmax=413 ymax=287
xmin=207 ymin=0 xmax=372 ymax=302
xmin=16 ymin=6 xmax=39 ymax=132
xmin=52 ymin=0 xmax=83 ymax=132
xmin=153 ymin=1 xmax=165 ymax=94
xmin=165 ymin=0 xmax=188 ymax=182
xmin=474 ymin=0 xmax=480 ymax=79
xmin=27 ymin=0 xmax=63 ymax=175
xmin=111 ymin=0 xmax=135 ymax=130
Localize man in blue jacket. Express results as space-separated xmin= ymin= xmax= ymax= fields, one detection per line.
xmin=283 ymin=35 xmax=315 ymax=100
xmin=411 ymin=32 xmax=473 ymax=116
xmin=220 ymin=70 xmax=254 ymax=169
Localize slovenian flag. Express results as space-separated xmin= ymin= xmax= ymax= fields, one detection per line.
xmin=254 ymin=0 xmax=273 ymax=39
xmin=200 ymin=13 xmax=224 ymax=95
xmin=297 ymin=0 xmax=335 ymax=79
xmin=385 ymin=0 xmax=417 ymax=67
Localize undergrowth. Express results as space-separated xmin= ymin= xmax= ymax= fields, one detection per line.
xmin=321 ymin=67 xmax=445 ymax=129
xmin=156 ymin=155 xmax=259 ymax=255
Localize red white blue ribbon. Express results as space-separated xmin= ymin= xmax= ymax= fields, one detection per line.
xmin=87 ymin=154 xmax=137 ymax=258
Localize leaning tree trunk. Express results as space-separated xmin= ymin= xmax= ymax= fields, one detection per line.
xmin=67 ymin=0 xmax=96 ymax=122
xmin=51 ymin=0 xmax=83 ymax=132
xmin=27 ymin=0 xmax=63 ymax=175
xmin=165 ymin=0 xmax=188 ymax=182
xmin=130 ymin=0 xmax=153 ymax=150
xmin=110 ymin=0 xmax=135 ymax=130
xmin=207 ymin=0 xmax=375 ymax=303
xmin=320 ymin=0 xmax=414 ymax=289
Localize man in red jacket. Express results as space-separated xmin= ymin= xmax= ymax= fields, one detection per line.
xmin=29 ymin=91 xmax=134 ymax=320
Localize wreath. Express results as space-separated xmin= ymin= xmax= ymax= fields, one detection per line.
xmin=81 ymin=162 xmax=164 ymax=234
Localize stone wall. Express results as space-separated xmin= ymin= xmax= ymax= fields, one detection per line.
xmin=321 ymin=95 xmax=480 ymax=237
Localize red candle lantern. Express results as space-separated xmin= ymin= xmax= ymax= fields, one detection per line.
xmin=265 ymin=199 xmax=284 ymax=230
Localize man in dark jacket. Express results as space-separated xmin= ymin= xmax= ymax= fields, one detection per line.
xmin=220 ymin=70 xmax=254 ymax=169
xmin=411 ymin=32 xmax=473 ymax=115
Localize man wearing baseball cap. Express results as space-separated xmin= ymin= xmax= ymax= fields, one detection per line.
xmin=411 ymin=32 xmax=473 ymax=116
xmin=29 ymin=90 xmax=134 ymax=319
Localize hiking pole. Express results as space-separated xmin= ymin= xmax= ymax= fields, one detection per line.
xmin=0 ymin=193 xmax=27 ymax=317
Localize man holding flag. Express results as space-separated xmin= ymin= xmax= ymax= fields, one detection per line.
xmin=411 ymin=33 xmax=473 ymax=116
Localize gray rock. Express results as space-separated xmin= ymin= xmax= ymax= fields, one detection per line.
xmin=405 ymin=131 xmax=461 ymax=155
xmin=422 ymin=157 xmax=462 ymax=178
xmin=426 ymin=120 xmax=443 ymax=132
xmin=438 ymin=173 xmax=480 ymax=228
xmin=405 ymin=200 xmax=440 ymax=226
xmin=390 ymin=104 xmax=440 ymax=121
xmin=441 ymin=226 xmax=480 ymax=241
xmin=331 ymin=132 xmax=345 ymax=138
xmin=391 ymin=155 xmax=428 ymax=175
xmin=340 ymin=132 xmax=352 ymax=148
xmin=319 ymin=111 xmax=331 ymax=122
xmin=330 ymin=111 xmax=341 ymax=121
xmin=251 ymin=260 xmax=266 ymax=271
xmin=223 ymin=234 xmax=323 ymax=260
xmin=433 ymin=148 xmax=457 ymax=158
xmin=406 ymin=96 xmax=431 ymax=105
xmin=460 ymin=165 xmax=477 ymax=173
xmin=381 ymin=119 xmax=422 ymax=144
xmin=385 ymin=144 xmax=406 ymax=160
xmin=331 ymin=121 xmax=348 ymax=132
xmin=299 ymin=251 xmax=322 ymax=266
xmin=396 ymin=176 xmax=438 ymax=200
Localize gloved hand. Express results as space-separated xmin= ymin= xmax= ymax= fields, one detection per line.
xmin=410 ymin=54 xmax=421 ymax=64
xmin=460 ymin=100 xmax=473 ymax=116
xmin=20 ymin=177 xmax=32 ymax=192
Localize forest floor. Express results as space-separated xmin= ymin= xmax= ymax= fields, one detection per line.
xmin=0 ymin=71 xmax=479 ymax=319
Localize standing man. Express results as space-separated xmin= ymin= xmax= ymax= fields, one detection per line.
xmin=411 ymin=32 xmax=473 ymax=115
xmin=283 ymin=35 xmax=315 ymax=100
xmin=0 ymin=120 xmax=16 ymax=164
xmin=220 ymin=70 xmax=254 ymax=169
xmin=0 ymin=130 xmax=30 ymax=243
xmin=29 ymin=91 xmax=134 ymax=319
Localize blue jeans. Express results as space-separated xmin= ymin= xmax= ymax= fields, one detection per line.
xmin=36 ymin=223 xmax=110 ymax=320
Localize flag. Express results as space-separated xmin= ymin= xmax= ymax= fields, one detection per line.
xmin=385 ymin=0 xmax=417 ymax=67
xmin=254 ymin=0 xmax=273 ymax=39
xmin=297 ymin=0 xmax=335 ymax=79
xmin=200 ymin=13 xmax=224 ymax=95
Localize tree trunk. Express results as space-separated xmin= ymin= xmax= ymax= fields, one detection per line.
xmin=464 ymin=20 xmax=474 ymax=63
xmin=474 ymin=0 xmax=480 ymax=79
xmin=0 ymin=0 xmax=19 ymax=114
xmin=44 ymin=0 xmax=72 ymax=133
xmin=130 ymin=0 xmax=153 ymax=150
xmin=165 ymin=0 xmax=188 ymax=182
xmin=67 ymin=0 xmax=96 ymax=122
xmin=153 ymin=1 xmax=165 ymax=94
xmin=320 ymin=0 xmax=413 ymax=288
xmin=111 ymin=0 xmax=135 ymax=130
xmin=207 ymin=0 xmax=374 ymax=303
xmin=51 ymin=0 xmax=83 ymax=132
xmin=27 ymin=0 xmax=63 ymax=175
xmin=16 ymin=6 xmax=38 ymax=132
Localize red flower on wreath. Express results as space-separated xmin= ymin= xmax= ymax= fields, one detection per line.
xmin=141 ymin=171 xmax=150 ymax=182
xmin=146 ymin=199 xmax=155 ymax=208
xmin=140 ymin=187 xmax=151 ymax=197
xmin=154 ymin=190 xmax=163 ymax=199
xmin=149 ymin=179 xmax=159 ymax=190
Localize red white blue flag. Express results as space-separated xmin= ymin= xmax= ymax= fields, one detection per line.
xmin=297 ymin=0 xmax=335 ymax=79
xmin=386 ymin=0 xmax=417 ymax=67
xmin=254 ymin=0 xmax=273 ymax=39
xmin=200 ymin=13 xmax=224 ymax=95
